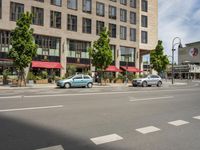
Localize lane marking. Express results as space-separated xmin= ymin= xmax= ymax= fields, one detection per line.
xmin=0 ymin=105 xmax=63 ymax=112
xmin=193 ymin=116 xmax=200 ymax=120
xmin=168 ymin=120 xmax=189 ymax=126
xmin=129 ymin=96 xmax=174 ymax=102
xmin=23 ymin=88 xmax=200 ymax=98
xmin=0 ymin=96 xmax=21 ymax=99
xmin=136 ymin=126 xmax=161 ymax=134
xmin=36 ymin=145 xmax=64 ymax=150
xmin=90 ymin=134 xmax=123 ymax=145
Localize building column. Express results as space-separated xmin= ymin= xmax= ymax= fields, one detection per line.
xmin=60 ymin=38 xmax=67 ymax=77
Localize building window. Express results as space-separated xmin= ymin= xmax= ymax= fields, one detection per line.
xmin=67 ymin=14 xmax=77 ymax=31
xmin=32 ymin=7 xmax=44 ymax=26
xmin=50 ymin=11 xmax=61 ymax=29
xmin=96 ymin=2 xmax=105 ymax=17
xmin=120 ymin=9 xmax=127 ymax=22
xmin=142 ymin=0 xmax=148 ymax=12
xmin=130 ymin=12 xmax=136 ymax=24
xmin=67 ymin=0 xmax=77 ymax=10
xmin=141 ymin=31 xmax=148 ymax=43
xmin=0 ymin=30 xmax=11 ymax=52
xmin=68 ymin=39 xmax=90 ymax=59
xmin=109 ymin=23 xmax=116 ymax=38
xmin=110 ymin=0 xmax=116 ymax=2
xmin=120 ymin=46 xmax=135 ymax=62
xmin=120 ymin=26 xmax=127 ymax=40
xmin=130 ymin=28 xmax=136 ymax=42
xmin=110 ymin=45 xmax=116 ymax=61
xmin=0 ymin=0 xmax=2 ymax=19
xmin=51 ymin=0 xmax=62 ymax=6
xmin=120 ymin=0 xmax=127 ymax=5
xmin=83 ymin=0 xmax=92 ymax=13
xmin=10 ymin=2 xmax=24 ymax=21
xmin=141 ymin=15 xmax=148 ymax=27
xmin=96 ymin=21 xmax=104 ymax=35
xmin=130 ymin=0 xmax=136 ymax=8
xmin=34 ymin=0 xmax=44 ymax=2
xmin=82 ymin=18 xmax=92 ymax=34
xmin=109 ymin=5 xmax=116 ymax=19
xmin=34 ymin=35 xmax=61 ymax=56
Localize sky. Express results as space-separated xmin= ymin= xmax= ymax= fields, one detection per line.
xmin=158 ymin=0 xmax=200 ymax=62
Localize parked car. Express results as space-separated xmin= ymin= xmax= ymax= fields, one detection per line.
xmin=57 ymin=74 xmax=93 ymax=88
xmin=132 ymin=74 xmax=162 ymax=87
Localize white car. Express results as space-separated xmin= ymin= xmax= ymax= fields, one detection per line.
xmin=132 ymin=75 xmax=162 ymax=87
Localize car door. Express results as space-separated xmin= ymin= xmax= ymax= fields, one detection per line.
xmin=150 ymin=75 xmax=159 ymax=85
xmin=72 ymin=75 xmax=83 ymax=87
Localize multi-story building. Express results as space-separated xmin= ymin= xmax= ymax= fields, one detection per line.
xmin=0 ymin=0 xmax=158 ymax=77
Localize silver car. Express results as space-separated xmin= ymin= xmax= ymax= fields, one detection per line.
xmin=132 ymin=74 xmax=162 ymax=87
xmin=57 ymin=74 xmax=93 ymax=88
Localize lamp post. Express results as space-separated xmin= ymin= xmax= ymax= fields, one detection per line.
xmin=125 ymin=55 xmax=129 ymax=84
xmin=171 ymin=37 xmax=182 ymax=84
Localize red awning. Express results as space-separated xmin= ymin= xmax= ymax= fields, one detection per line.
xmin=105 ymin=66 xmax=122 ymax=72
xmin=121 ymin=66 xmax=143 ymax=73
xmin=32 ymin=61 xmax=63 ymax=69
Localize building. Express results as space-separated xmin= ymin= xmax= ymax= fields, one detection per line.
xmin=0 ymin=0 xmax=158 ymax=77
xmin=170 ymin=41 xmax=200 ymax=79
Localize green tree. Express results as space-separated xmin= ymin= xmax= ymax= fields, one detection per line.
xmin=150 ymin=40 xmax=169 ymax=75
xmin=65 ymin=65 xmax=77 ymax=77
xmin=9 ymin=12 xmax=37 ymax=87
xmin=89 ymin=27 xmax=112 ymax=84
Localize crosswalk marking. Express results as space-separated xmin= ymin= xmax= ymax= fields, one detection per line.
xmin=168 ymin=120 xmax=189 ymax=126
xmin=90 ymin=134 xmax=123 ymax=145
xmin=136 ymin=126 xmax=161 ymax=134
xmin=36 ymin=145 xmax=64 ymax=150
xmin=193 ymin=116 xmax=200 ymax=120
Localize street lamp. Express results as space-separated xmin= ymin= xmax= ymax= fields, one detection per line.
xmin=171 ymin=37 xmax=182 ymax=84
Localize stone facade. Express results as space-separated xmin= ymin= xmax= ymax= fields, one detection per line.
xmin=0 ymin=0 xmax=158 ymax=76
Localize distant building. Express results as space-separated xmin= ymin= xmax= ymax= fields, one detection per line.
xmin=171 ymin=41 xmax=200 ymax=79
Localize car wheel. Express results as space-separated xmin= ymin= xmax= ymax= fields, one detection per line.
xmin=142 ymin=81 xmax=147 ymax=87
xmin=87 ymin=82 xmax=93 ymax=88
xmin=64 ymin=83 xmax=71 ymax=88
xmin=157 ymin=81 xmax=162 ymax=87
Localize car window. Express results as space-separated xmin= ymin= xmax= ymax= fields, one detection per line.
xmin=151 ymin=75 xmax=159 ymax=78
xmin=84 ymin=76 xmax=90 ymax=79
xmin=73 ymin=76 xmax=82 ymax=79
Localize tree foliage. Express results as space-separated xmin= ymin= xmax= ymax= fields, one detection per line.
xmin=89 ymin=27 xmax=112 ymax=71
xmin=150 ymin=40 xmax=169 ymax=74
xmin=9 ymin=12 xmax=37 ymax=86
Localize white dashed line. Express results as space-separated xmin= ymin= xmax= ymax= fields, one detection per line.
xmin=90 ymin=134 xmax=123 ymax=145
xmin=168 ymin=120 xmax=189 ymax=126
xmin=193 ymin=116 xmax=200 ymax=120
xmin=0 ymin=105 xmax=63 ymax=112
xmin=36 ymin=145 xmax=64 ymax=150
xmin=135 ymin=126 xmax=161 ymax=134
xmin=129 ymin=96 xmax=174 ymax=102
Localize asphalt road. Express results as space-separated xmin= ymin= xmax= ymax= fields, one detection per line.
xmin=0 ymin=84 xmax=200 ymax=150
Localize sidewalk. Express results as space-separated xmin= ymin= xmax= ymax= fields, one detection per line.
xmin=0 ymin=80 xmax=198 ymax=90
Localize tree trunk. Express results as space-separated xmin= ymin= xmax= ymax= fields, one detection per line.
xmin=17 ymin=69 xmax=26 ymax=87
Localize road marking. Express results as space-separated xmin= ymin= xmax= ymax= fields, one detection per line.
xmin=168 ymin=120 xmax=189 ymax=126
xmin=36 ymin=145 xmax=64 ymax=150
xmin=193 ymin=116 xmax=200 ymax=120
xmin=0 ymin=105 xmax=63 ymax=112
xmin=136 ymin=126 xmax=161 ymax=134
xmin=90 ymin=134 xmax=123 ymax=145
xmin=1 ymin=87 xmax=199 ymax=99
xmin=0 ymin=96 xmax=21 ymax=99
xmin=129 ymin=96 xmax=174 ymax=102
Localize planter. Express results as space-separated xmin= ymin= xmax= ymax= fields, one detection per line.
xmin=35 ymin=79 xmax=48 ymax=84
xmin=115 ymin=79 xmax=123 ymax=83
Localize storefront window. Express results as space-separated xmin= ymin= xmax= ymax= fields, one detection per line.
xmin=120 ymin=46 xmax=135 ymax=62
